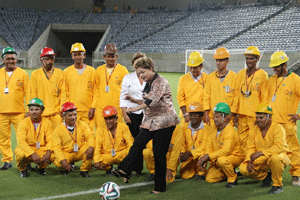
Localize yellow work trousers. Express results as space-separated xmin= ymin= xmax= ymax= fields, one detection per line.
xmin=77 ymin=111 xmax=95 ymax=132
xmin=100 ymin=149 xmax=129 ymax=171
xmin=180 ymin=157 xmax=205 ymax=180
xmin=206 ymin=155 xmax=243 ymax=183
xmin=54 ymin=144 xmax=92 ymax=171
xmin=44 ymin=113 xmax=62 ymax=130
xmin=95 ymin=107 xmax=124 ymax=129
xmin=240 ymin=153 xmax=290 ymax=186
xmin=15 ymin=146 xmax=54 ymax=171
xmin=280 ymin=123 xmax=300 ymax=176
xmin=0 ymin=113 xmax=24 ymax=162
xmin=238 ymin=115 xmax=256 ymax=155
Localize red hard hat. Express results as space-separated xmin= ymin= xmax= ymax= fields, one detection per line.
xmin=40 ymin=47 xmax=55 ymax=58
xmin=103 ymin=106 xmax=118 ymax=117
xmin=61 ymin=102 xmax=77 ymax=113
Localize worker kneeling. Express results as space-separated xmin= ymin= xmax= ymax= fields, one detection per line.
xmin=94 ymin=106 xmax=134 ymax=174
xmin=198 ymin=102 xmax=244 ymax=188
xmin=15 ymin=98 xmax=54 ymax=177
xmin=53 ymin=102 xmax=95 ymax=177
xmin=239 ymin=103 xmax=290 ymax=194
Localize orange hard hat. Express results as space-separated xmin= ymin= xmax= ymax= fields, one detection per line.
xmin=213 ymin=47 xmax=230 ymax=59
xmin=103 ymin=106 xmax=118 ymax=117
xmin=40 ymin=47 xmax=55 ymax=58
xmin=61 ymin=102 xmax=77 ymax=113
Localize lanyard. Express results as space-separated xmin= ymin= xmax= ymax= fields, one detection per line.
xmin=107 ymin=129 xmax=116 ymax=148
xmin=65 ymin=125 xmax=77 ymax=144
xmin=190 ymin=129 xmax=199 ymax=144
xmin=197 ymin=73 xmax=205 ymax=89
xmin=32 ymin=120 xmax=42 ymax=141
xmin=273 ymin=77 xmax=286 ymax=96
xmin=105 ymin=67 xmax=115 ymax=86
xmin=43 ymin=68 xmax=54 ymax=80
xmin=245 ymin=69 xmax=257 ymax=91
xmin=4 ymin=71 xmax=13 ymax=88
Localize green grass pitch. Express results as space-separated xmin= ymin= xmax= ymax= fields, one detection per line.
xmin=0 ymin=70 xmax=299 ymax=200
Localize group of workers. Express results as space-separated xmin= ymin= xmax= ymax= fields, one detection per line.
xmin=0 ymin=42 xmax=299 ymax=195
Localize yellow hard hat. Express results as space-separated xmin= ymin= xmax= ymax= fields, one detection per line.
xmin=188 ymin=102 xmax=204 ymax=113
xmin=244 ymin=46 xmax=260 ymax=57
xmin=213 ymin=47 xmax=230 ymax=59
xmin=187 ymin=52 xmax=204 ymax=67
xmin=70 ymin=43 xmax=86 ymax=53
xmin=269 ymin=51 xmax=289 ymax=67
xmin=255 ymin=103 xmax=272 ymax=115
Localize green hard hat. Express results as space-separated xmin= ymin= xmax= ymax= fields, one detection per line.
xmin=213 ymin=102 xmax=231 ymax=115
xmin=27 ymin=98 xmax=45 ymax=110
xmin=2 ymin=47 xmax=17 ymax=58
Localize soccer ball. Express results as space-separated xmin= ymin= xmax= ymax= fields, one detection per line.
xmin=99 ymin=182 xmax=120 ymax=200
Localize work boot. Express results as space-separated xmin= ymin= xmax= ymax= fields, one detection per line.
xmin=20 ymin=169 xmax=30 ymax=177
xmin=226 ymin=179 xmax=238 ymax=188
xmin=80 ymin=171 xmax=91 ymax=178
xmin=0 ymin=162 xmax=12 ymax=170
xmin=292 ymin=176 xmax=300 ymax=186
xmin=195 ymin=175 xmax=205 ymax=181
xmin=37 ymin=168 xmax=46 ymax=176
xmin=260 ymin=172 xmax=272 ymax=188
xmin=268 ymin=186 xmax=283 ymax=194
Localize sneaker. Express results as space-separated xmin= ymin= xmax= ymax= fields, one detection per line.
xmin=146 ymin=173 xmax=155 ymax=182
xmin=37 ymin=168 xmax=46 ymax=176
xmin=80 ymin=171 xmax=91 ymax=178
xmin=226 ymin=179 xmax=238 ymax=188
xmin=260 ymin=172 xmax=272 ymax=188
xmin=292 ymin=176 xmax=300 ymax=186
xmin=268 ymin=186 xmax=283 ymax=194
xmin=20 ymin=169 xmax=30 ymax=177
xmin=0 ymin=162 xmax=12 ymax=170
xmin=235 ymin=169 xmax=243 ymax=177
xmin=195 ymin=175 xmax=205 ymax=181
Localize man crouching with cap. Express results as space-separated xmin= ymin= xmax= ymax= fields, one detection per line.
xmin=52 ymin=102 xmax=95 ymax=177
xmin=15 ymin=98 xmax=53 ymax=177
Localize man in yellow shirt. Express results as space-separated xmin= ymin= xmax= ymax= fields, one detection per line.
xmin=30 ymin=47 xmax=66 ymax=129
xmin=94 ymin=44 xmax=128 ymax=128
xmin=64 ymin=43 xmax=96 ymax=131
xmin=240 ymin=104 xmax=290 ymax=194
xmin=198 ymin=102 xmax=243 ymax=188
xmin=15 ymin=98 xmax=53 ymax=177
xmin=233 ymin=46 xmax=268 ymax=154
xmin=267 ymin=51 xmax=300 ymax=186
xmin=177 ymin=52 xmax=207 ymax=124
xmin=0 ymin=47 xmax=30 ymax=170
xmin=203 ymin=47 xmax=238 ymax=126
xmin=143 ymin=124 xmax=182 ymax=183
xmin=179 ymin=102 xmax=210 ymax=181
xmin=94 ymin=106 xmax=134 ymax=174
xmin=52 ymin=102 xmax=95 ymax=177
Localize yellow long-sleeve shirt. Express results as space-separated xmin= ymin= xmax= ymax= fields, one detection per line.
xmin=64 ymin=65 xmax=96 ymax=111
xmin=234 ymin=69 xmax=268 ymax=116
xmin=203 ymin=70 xmax=238 ymax=117
xmin=0 ymin=67 xmax=30 ymax=113
xmin=177 ymin=72 xmax=207 ymax=116
xmin=30 ymin=67 xmax=66 ymax=116
xmin=52 ymin=120 xmax=95 ymax=162
xmin=94 ymin=122 xmax=134 ymax=163
xmin=145 ymin=124 xmax=182 ymax=171
xmin=245 ymin=122 xmax=289 ymax=161
xmin=207 ymin=124 xmax=243 ymax=161
xmin=94 ymin=64 xmax=128 ymax=108
xmin=16 ymin=117 xmax=53 ymax=157
xmin=267 ymin=72 xmax=300 ymax=124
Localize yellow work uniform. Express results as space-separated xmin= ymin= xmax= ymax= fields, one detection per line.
xmin=94 ymin=123 xmax=134 ymax=171
xmin=94 ymin=64 xmax=128 ymax=128
xmin=240 ymin=122 xmax=290 ymax=186
xmin=0 ymin=67 xmax=29 ymax=163
xmin=30 ymin=67 xmax=66 ymax=128
xmin=52 ymin=120 xmax=95 ymax=171
xmin=143 ymin=124 xmax=182 ymax=183
xmin=234 ymin=69 xmax=268 ymax=154
xmin=15 ymin=117 xmax=53 ymax=171
xmin=180 ymin=122 xmax=210 ymax=179
xmin=267 ymin=72 xmax=300 ymax=176
xmin=203 ymin=70 xmax=238 ymax=124
xmin=177 ymin=72 xmax=207 ymax=123
xmin=64 ymin=65 xmax=96 ymax=131
xmin=205 ymin=124 xmax=243 ymax=183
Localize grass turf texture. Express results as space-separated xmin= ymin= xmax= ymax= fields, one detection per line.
xmin=0 ymin=71 xmax=299 ymax=200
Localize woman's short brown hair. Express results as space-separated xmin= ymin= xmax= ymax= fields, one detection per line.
xmin=133 ymin=57 xmax=154 ymax=71
xmin=132 ymin=52 xmax=146 ymax=65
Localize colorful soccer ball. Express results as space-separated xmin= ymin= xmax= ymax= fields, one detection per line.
xmin=99 ymin=182 xmax=120 ymax=200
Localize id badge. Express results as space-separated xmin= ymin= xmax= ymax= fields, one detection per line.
xmin=36 ymin=141 xmax=40 ymax=149
xmin=245 ymin=91 xmax=250 ymax=97
xmin=111 ymin=149 xmax=116 ymax=157
xmin=4 ymin=87 xmax=9 ymax=94
xmin=225 ymin=86 xmax=230 ymax=93
xmin=73 ymin=144 xmax=79 ymax=152
xmin=271 ymin=95 xmax=276 ymax=102
xmin=105 ymin=85 xmax=110 ymax=93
